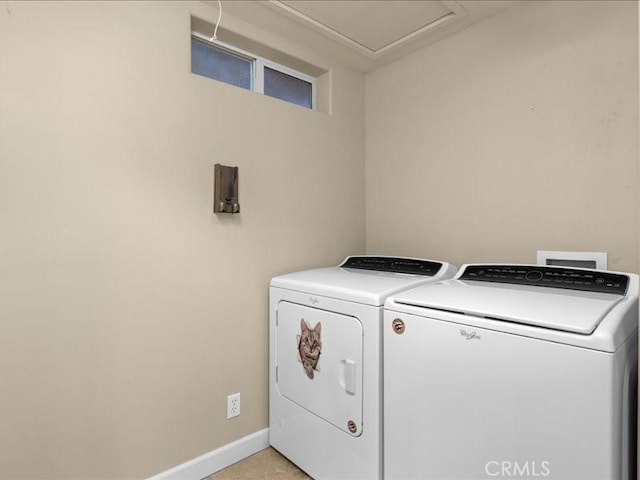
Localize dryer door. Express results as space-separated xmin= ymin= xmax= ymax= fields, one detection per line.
xmin=276 ymin=301 xmax=363 ymax=436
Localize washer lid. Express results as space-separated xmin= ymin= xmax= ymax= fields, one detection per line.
xmin=392 ymin=280 xmax=625 ymax=334
xmin=271 ymin=259 xmax=453 ymax=306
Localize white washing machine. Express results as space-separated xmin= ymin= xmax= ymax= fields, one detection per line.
xmin=384 ymin=264 xmax=638 ymax=480
xmin=269 ymin=256 xmax=457 ymax=479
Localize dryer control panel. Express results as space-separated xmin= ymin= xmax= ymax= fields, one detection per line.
xmin=459 ymin=265 xmax=628 ymax=295
xmin=341 ymin=256 xmax=442 ymax=276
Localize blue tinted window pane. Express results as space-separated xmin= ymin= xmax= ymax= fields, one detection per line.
xmin=264 ymin=67 xmax=312 ymax=109
xmin=191 ymin=38 xmax=252 ymax=90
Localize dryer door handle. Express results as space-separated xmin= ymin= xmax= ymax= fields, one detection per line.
xmin=339 ymin=359 xmax=357 ymax=396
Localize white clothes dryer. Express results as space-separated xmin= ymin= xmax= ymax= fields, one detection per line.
xmin=269 ymin=256 xmax=457 ymax=480
xmin=384 ymin=264 xmax=638 ymax=480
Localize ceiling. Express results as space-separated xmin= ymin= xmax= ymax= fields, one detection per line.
xmin=264 ymin=0 xmax=520 ymax=69
xmin=274 ymin=1 xmax=462 ymax=55
xmin=210 ymin=1 xmax=521 ymax=72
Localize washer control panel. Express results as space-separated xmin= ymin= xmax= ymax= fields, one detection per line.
xmin=459 ymin=265 xmax=628 ymax=295
xmin=341 ymin=256 xmax=442 ymax=276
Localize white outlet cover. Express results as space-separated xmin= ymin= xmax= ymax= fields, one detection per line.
xmin=227 ymin=392 xmax=241 ymax=419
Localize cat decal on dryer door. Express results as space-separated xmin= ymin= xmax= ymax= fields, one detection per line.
xmin=297 ymin=319 xmax=322 ymax=379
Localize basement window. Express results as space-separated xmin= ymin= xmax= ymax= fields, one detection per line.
xmin=191 ymin=34 xmax=316 ymax=110
xmin=191 ymin=38 xmax=252 ymax=90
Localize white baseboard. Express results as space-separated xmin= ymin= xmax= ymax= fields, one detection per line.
xmin=149 ymin=428 xmax=270 ymax=480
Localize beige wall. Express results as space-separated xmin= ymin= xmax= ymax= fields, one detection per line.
xmin=0 ymin=1 xmax=365 ymax=478
xmin=366 ymin=0 xmax=639 ymax=273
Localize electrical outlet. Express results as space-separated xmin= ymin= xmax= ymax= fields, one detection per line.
xmin=227 ymin=392 xmax=240 ymax=419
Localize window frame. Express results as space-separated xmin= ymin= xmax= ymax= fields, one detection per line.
xmin=191 ymin=32 xmax=316 ymax=110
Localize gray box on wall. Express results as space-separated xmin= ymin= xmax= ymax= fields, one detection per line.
xmin=214 ymin=163 xmax=240 ymax=214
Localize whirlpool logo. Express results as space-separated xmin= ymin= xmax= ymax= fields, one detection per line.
xmin=485 ymin=461 xmax=550 ymax=477
xmin=459 ymin=329 xmax=481 ymax=340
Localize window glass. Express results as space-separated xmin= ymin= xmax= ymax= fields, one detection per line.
xmin=264 ymin=66 xmax=312 ymax=109
xmin=191 ymin=38 xmax=252 ymax=90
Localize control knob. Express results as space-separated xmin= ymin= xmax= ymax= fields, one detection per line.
xmin=525 ymin=270 xmax=543 ymax=282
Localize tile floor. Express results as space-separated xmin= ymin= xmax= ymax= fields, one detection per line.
xmin=205 ymin=447 xmax=312 ymax=480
